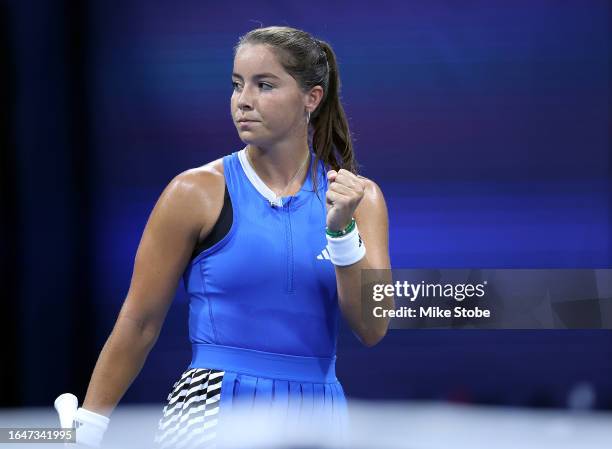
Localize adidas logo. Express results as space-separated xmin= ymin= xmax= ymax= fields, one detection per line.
xmin=316 ymin=247 xmax=331 ymax=260
xmin=317 ymin=234 xmax=363 ymax=260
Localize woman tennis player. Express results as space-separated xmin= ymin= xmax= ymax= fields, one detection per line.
xmin=65 ymin=25 xmax=391 ymax=448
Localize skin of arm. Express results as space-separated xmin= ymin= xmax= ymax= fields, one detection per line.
xmin=81 ymin=162 xmax=225 ymax=417
xmin=326 ymin=170 xmax=392 ymax=347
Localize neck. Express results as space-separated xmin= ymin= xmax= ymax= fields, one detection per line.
xmin=246 ymin=141 xmax=311 ymax=190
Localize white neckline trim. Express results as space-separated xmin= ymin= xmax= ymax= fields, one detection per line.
xmin=238 ymin=147 xmax=284 ymax=207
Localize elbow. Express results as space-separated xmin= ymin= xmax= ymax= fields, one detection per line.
xmin=360 ymin=328 xmax=387 ymax=348
xmin=116 ymin=311 xmax=162 ymax=348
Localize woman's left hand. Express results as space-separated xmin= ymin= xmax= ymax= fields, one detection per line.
xmin=325 ymin=169 xmax=366 ymax=232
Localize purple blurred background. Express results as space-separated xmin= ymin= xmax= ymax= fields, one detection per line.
xmin=1 ymin=0 xmax=610 ymax=409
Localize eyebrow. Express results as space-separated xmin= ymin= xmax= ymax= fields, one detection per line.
xmin=232 ymin=72 xmax=281 ymax=80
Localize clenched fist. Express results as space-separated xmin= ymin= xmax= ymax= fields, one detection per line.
xmin=326 ymin=169 xmax=366 ymax=232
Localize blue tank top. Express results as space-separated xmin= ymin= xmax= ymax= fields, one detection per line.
xmin=182 ymin=149 xmax=340 ymax=358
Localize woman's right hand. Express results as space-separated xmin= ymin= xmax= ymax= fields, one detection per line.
xmin=80 ymin=160 xmax=226 ymax=418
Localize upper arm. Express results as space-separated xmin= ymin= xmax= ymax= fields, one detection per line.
xmin=117 ymin=167 xmax=224 ymax=340
xmin=354 ymin=178 xmax=391 ymax=270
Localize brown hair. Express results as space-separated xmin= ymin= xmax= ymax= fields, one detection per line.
xmin=234 ymin=26 xmax=359 ymax=196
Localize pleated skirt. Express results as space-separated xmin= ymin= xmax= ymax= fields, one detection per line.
xmin=154 ymin=344 xmax=348 ymax=449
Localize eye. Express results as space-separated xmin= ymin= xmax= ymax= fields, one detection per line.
xmin=231 ymin=81 xmax=273 ymax=91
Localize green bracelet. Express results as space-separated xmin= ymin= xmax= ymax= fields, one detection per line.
xmin=326 ymin=218 xmax=356 ymax=238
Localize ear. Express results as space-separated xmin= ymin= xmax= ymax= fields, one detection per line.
xmin=304 ymin=85 xmax=324 ymax=114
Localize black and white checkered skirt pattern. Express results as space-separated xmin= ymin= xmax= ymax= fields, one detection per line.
xmin=154 ymin=368 xmax=224 ymax=449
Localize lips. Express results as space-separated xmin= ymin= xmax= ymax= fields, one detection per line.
xmin=237 ymin=119 xmax=259 ymax=123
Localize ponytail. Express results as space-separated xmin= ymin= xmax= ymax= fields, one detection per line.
xmin=310 ymin=40 xmax=359 ymax=196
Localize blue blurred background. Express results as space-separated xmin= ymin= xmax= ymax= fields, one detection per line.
xmin=1 ymin=0 xmax=610 ymax=410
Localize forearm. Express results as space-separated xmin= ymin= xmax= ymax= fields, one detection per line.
xmin=82 ymin=314 xmax=159 ymax=417
xmin=336 ymin=256 xmax=392 ymax=346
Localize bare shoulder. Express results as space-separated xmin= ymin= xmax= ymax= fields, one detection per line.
xmin=173 ymin=157 xmax=225 ymax=196
xmin=355 ymin=176 xmax=387 ymax=212
xmin=354 ymin=176 xmax=390 ymax=268
xmin=161 ymin=158 xmax=226 ymax=236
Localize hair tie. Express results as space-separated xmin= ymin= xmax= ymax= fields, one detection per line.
xmin=315 ymin=39 xmax=330 ymax=75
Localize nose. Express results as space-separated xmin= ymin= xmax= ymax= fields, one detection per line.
xmin=237 ymin=84 xmax=254 ymax=111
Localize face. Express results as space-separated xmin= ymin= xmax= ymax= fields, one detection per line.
xmin=231 ymin=44 xmax=312 ymax=146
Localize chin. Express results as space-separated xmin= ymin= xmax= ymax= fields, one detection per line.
xmin=238 ymin=134 xmax=256 ymax=145
xmin=238 ymin=133 xmax=271 ymax=147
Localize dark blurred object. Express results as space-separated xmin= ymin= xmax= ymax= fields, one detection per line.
xmin=0 ymin=0 xmax=20 ymax=408
xmin=1 ymin=0 xmax=97 ymax=407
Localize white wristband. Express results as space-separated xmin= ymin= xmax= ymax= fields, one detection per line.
xmin=325 ymin=223 xmax=366 ymax=266
xmin=74 ymin=407 xmax=110 ymax=448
